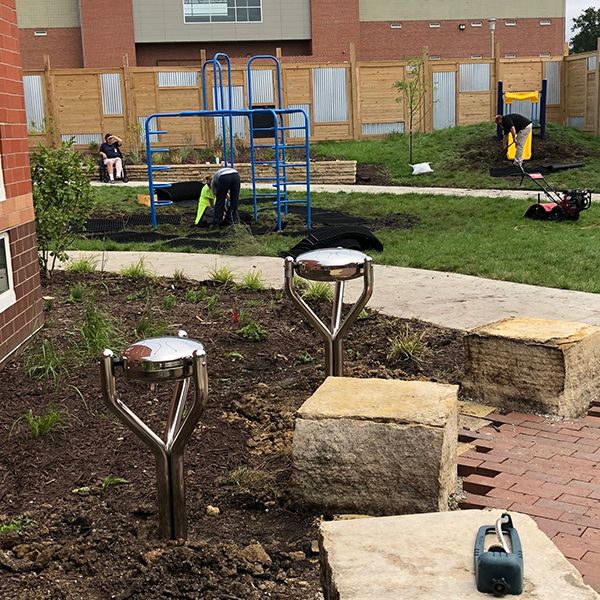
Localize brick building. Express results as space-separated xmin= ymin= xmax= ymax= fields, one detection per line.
xmin=17 ymin=0 xmax=565 ymax=69
xmin=0 ymin=0 xmax=43 ymax=366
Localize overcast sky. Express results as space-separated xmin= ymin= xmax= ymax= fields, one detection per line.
xmin=566 ymin=0 xmax=599 ymax=40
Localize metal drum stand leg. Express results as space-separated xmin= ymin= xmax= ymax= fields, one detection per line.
xmin=284 ymin=249 xmax=374 ymax=376
xmin=99 ymin=333 xmax=208 ymax=539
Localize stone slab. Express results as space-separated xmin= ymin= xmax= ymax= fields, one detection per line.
xmin=293 ymin=377 xmax=458 ymax=515
xmin=462 ymin=316 xmax=600 ymax=418
xmin=320 ymin=509 xmax=600 ymax=600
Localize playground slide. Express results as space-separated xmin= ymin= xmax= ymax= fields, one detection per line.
xmin=507 ymin=129 xmax=532 ymax=161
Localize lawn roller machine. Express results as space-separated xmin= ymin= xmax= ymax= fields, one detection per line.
xmin=521 ymin=170 xmax=591 ymax=221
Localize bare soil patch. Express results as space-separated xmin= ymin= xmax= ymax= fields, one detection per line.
xmin=0 ymin=272 xmax=463 ymax=599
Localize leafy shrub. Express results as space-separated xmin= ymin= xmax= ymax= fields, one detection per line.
xmin=30 ymin=140 xmax=95 ymax=277
xmin=238 ymin=321 xmax=267 ymax=341
xmin=387 ymin=325 xmax=431 ymax=366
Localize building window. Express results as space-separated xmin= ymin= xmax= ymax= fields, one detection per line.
xmin=471 ymin=22 xmax=482 ymax=27
xmin=183 ymin=0 xmax=262 ymax=23
xmin=0 ymin=232 xmax=16 ymax=313
xmin=429 ymin=22 xmax=441 ymax=28
xmin=539 ymin=20 xmax=551 ymax=26
xmin=505 ymin=20 xmax=517 ymax=27
xmin=504 ymin=53 xmax=517 ymax=59
xmin=539 ymin=52 xmax=551 ymax=58
xmin=390 ymin=23 xmax=402 ymax=29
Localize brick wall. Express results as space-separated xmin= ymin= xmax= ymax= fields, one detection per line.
xmin=136 ymin=40 xmax=312 ymax=66
xmin=18 ymin=27 xmax=83 ymax=69
xmin=0 ymin=0 xmax=44 ymax=367
xmin=358 ymin=18 xmax=565 ymax=60
xmin=79 ymin=0 xmax=136 ymax=67
xmin=310 ymin=0 xmax=360 ymax=60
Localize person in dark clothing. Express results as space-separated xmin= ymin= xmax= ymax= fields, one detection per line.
xmin=99 ymin=133 xmax=124 ymax=182
xmin=210 ymin=166 xmax=241 ymax=227
xmin=494 ymin=113 xmax=532 ymax=167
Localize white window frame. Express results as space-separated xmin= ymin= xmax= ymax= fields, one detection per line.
xmin=429 ymin=22 xmax=441 ymax=28
xmin=471 ymin=21 xmax=482 ymax=27
xmin=539 ymin=20 xmax=551 ymax=26
xmin=0 ymin=231 xmax=16 ymax=313
xmin=182 ymin=0 xmax=263 ymax=24
xmin=505 ymin=20 xmax=517 ymax=27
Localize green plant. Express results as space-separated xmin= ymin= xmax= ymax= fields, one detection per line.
xmin=68 ymin=282 xmax=88 ymax=303
xmin=236 ymin=269 xmax=266 ymax=291
xmin=387 ymin=325 xmax=431 ymax=366
xmin=0 ymin=518 xmax=27 ymax=535
xmin=80 ymin=305 xmax=123 ymax=359
xmin=30 ymin=140 xmax=96 ymax=277
xmin=43 ymin=296 xmax=54 ymax=311
xmin=302 ymin=281 xmax=334 ymax=302
xmin=172 ymin=268 xmax=188 ymax=284
xmin=101 ymin=474 xmax=129 ymax=490
xmin=296 ymin=350 xmax=314 ymax=364
xmin=209 ymin=263 xmax=235 ymax=285
xmin=134 ymin=311 xmax=168 ymax=339
xmin=23 ymin=407 xmax=65 ymax=438
xmin=225 ymin=351 xmax=244 ymax=361
xmin=163 ymin=294 xmax=177 ymax=310
xmin=206 ymin=294 xmax=222 ymax=318
xmin=120 ymin=257 xmax=155 ymax=280
xmin=25 ymin=339 xmax=67 ymax=381
xmin=66 ymin=257 xmax=97 ymax=273
xmin=185 ymin=288 xmax=207 ymax=303
xmin=220 ymin=466 xmax=276 ymax=493
xmin=238 ymin=321 xmax=267 ymax=342
xmin=169 ymin=148 xmax=183 ymax=164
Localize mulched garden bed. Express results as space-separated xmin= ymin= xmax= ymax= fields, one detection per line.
xmin=0 ymin=271 xmax=464 ymax=599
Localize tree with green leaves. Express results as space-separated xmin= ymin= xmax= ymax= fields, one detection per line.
xmin=30 ymin=140 xmax=95 ymax=277
xmin=393 ymin=55 xmax=427 ymax=164
xmin=570 ymin=7 xmax=600 ymax=54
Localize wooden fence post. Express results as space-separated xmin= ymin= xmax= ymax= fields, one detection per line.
xmin=349 ymin=43 xmax=360 ymax=140
xmin=595 ymin=37 xmax=600 ymax=135
xmin=43 ymin=55 xmax=59 ymax=147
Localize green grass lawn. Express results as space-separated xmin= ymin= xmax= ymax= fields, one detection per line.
xmin=312 ymin=123 xmax=600 ymax=192
xmin=77 ymin=186 xmax=600 ymax=293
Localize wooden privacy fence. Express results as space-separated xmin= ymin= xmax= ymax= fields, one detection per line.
xmin=564 ymin=45 xmax=600 ymax=135
xmin=23 ymin=48 xmax=578 ymax=152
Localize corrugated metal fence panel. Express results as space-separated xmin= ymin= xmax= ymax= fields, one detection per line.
xmin=101 ymin=73 xmax=123 ymax=115
xmin=432 ymin=71 xmax=456 ymax=130
xmin=23 ymin=75 xmax=45 ymax=132
xmin=362 ymin=122 xmax=405 ymax=136
xmin=544 ymin=61 xmax=561 ymax=104
xmin=61 ymin=133 xmax=102 ymax=145
xmin=250 ymin=70 xmax=274 ymax=105
xmin=312 ymin=67 xmax=348 ymax=123
xmin=587 ymin=56 xmax=598 ymax=72
xmin=158 ymin=71 xmax=199 ymax=88
xmin=214 ymin=86 xmax=246 ymax=140
xmin=288 ymin=104 xmax=310 ymax=139
xmin=459 ymin=64 xmax=490 ymax=92
xmin=139 ymin=116 xmax=159 ymax=143
xmin=568 ymin=116 xmax=585 ymax=130
xmin=507 ymin=99 xmax=539 ymax=123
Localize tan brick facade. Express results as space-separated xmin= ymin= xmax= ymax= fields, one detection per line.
xmin=0 ymin=0 xmax=43 ymax=367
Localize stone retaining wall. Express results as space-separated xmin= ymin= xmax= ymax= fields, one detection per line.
xmin=120 ymin=161 xmax=356 ymax=184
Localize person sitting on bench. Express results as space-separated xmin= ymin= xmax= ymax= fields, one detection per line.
xmin=210 ymin=166 xmax=240 ymax=227
xmin=494 ymin=113 xmax=532 ymax=167
xmin=100 ymin=133 xmax=124 ymax=183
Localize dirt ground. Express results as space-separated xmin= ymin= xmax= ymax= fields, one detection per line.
xmin=0 ymin=272 xmax=464 ymax=600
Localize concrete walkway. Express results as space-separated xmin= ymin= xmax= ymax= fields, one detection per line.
xmin=92 ymin=180 xmax=598 ymax=202
xmin=66 ymin=250 xmax=600 ymax=331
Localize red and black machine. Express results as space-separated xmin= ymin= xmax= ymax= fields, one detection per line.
xmin=521 ymin=171 xmax=592 ymax=221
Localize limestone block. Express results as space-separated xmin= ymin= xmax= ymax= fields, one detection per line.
xmin=320 ymin=509 xmax=600 ymax=600
xmin=292 ymin=377 xmax=458 ymax=516
xmin=461 ymin=317 xmax=600 ymax=418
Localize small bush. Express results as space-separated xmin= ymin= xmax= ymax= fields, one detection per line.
xmin=134 ymin=311 xmax=168 ymax=339
xmin=120 ymin=257 xmax=155 ymax=280
xmin=302 ymin=281 xmax=334 ymax=302
xmin=296 ymin=350 xmax=314 ymax=364
xmin=23 ymin=407 xmax=65 ymax=438
xmin=25 ymin=339 xmax=67 ymax=382
xmin=172 ymin=268 xmax=188 ymax=285
xmin=185 ymin=288 xmax=207 ymax=303
xmin=163 ymin=294 xmax=177 ymax=310
xmin=66 ymin=257 xmax=97 ymax=274
xmin=238 ymin=321 xmax=267 ymax=342
xmin=236 ymin=269 xmax=266 ymax=291
xmin=220 ymin=466 xmax=276 ymax=494
xmin=387 ymin=325 xmax=431 ymax=366
xmin=206 ymin=295 xmax=222 ymax=318
xmin=80 ymin=305 xmax=123 ymax=359
xmin=209 ymin=264 xmax=235 ymax=286
xmin=68 ymin=282 xmax=88 ymax=303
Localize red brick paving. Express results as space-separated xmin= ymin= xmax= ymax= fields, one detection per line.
xmin=458 ymin=410 xmax=600 ymax=592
